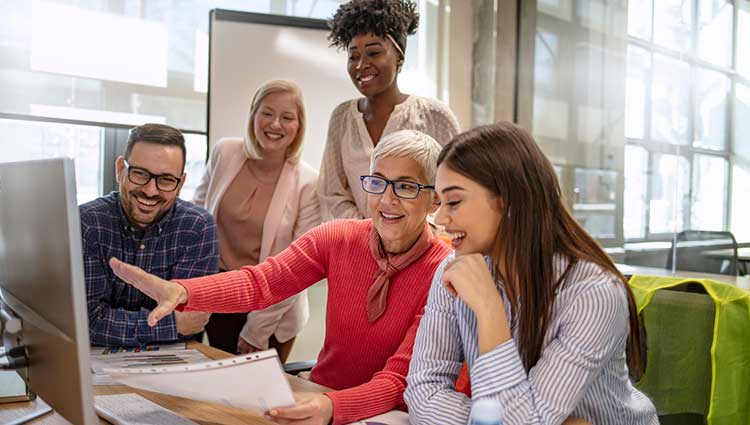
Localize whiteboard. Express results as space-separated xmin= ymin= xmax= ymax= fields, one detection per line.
xmin=208 ymin=10 xmax=359 ymax=170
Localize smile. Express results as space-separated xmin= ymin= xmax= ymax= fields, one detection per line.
xmin=264 ymin=131 xmax=284 ymax=140
xmin=447 ymin=231 xmax=466 ymax=248
xmin=379 ymin=211 xmax=405 ymax=220
xmin=135 ymin=195 xmax=159 ymax=207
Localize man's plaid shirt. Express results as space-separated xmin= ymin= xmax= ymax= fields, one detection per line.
xmin=80 ymin=192 xmax=219 ymax=346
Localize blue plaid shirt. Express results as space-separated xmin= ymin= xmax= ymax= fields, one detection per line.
xmin=80 ymin=192 xmax=219 ymax=346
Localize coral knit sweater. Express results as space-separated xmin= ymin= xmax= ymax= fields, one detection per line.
xmin=175 ymin=219 xmax=451 ymax=424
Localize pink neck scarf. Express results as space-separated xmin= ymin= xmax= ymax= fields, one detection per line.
xmin=367 ymin=223 xmax=434 ymax=322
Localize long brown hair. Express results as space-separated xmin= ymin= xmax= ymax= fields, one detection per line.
xmin=437 ymin=122 xmax=643 ymax=379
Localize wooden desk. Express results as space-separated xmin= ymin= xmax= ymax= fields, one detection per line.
xmin=0 ymin=342 xmax=326 ymax=424
xmin=616 ymin=263 xmax=739 ymax=286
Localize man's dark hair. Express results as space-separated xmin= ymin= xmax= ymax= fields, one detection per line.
xmin=125 ymin=123 xmax=186 ymax=171
xmin=328 ymin=0 xmax=419 ymax=55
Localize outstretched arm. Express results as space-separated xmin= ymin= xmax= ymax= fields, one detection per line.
xmin=110 ymin=224 xmax=332 ymax=328
xmin=108 ymin=257 xmax=188 ymax=327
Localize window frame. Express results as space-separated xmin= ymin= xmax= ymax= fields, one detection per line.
xmin=0 ymin=111 xmax=207 ymax=201
xmin=624 ymin=0 xmax=740 ymax=242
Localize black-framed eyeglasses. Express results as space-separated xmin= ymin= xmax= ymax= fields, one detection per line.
xmin=123 ymin=160 xmax=182 ymax=192
xmin=360 ymin=175 xmax=434 ymax=199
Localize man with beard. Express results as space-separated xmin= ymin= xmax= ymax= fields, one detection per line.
xmin=80 ymin=123 xmax=219 ymax=347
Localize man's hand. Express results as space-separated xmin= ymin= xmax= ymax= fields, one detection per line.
xmin=175 ymin=311 xmax=211 ymax=336
xmin=266 ymin=392 xmax=333 ymax=425
xmin=109 ymin=257 xmax=188 ymax=326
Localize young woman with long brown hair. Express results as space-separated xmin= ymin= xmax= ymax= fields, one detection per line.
xmin=404 ymin=122 xmax=658 ymax=424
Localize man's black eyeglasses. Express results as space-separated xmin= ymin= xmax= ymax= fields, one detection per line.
xmin=360 ymin=175 xmax=434 ymax=199
xmin=123 ymin=160 xmax=182 ymax=192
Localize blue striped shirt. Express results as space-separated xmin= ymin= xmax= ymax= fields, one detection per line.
xmin=405 ymin=253 xmax=658 ymax=424
xmin=80 ymin=192 xmax=219 ymax=347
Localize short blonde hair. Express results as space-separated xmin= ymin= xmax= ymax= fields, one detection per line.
xmin=370 ymin=130 xmax=442 ymax=184
xmin=243 ymin=79 xmax=306 ymax=163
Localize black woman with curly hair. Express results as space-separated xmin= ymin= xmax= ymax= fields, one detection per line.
xmin=317 ymin=0 xmax=461 ymax=221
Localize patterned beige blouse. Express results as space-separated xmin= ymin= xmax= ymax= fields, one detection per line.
xmin=317 ymin=95 xmax=461 ymax=221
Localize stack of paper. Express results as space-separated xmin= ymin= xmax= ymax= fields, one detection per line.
xmin=103 ymin=349 xmax=295 ymax=412
xmin=90 ymin=344 xmax=210 ymax=386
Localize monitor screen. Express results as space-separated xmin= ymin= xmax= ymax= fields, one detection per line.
xmin=0 ymin=158 xmax=97 ymax=424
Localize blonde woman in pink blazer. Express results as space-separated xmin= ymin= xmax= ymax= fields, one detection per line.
xmin=193 ymin=79 xmax=320 ymax=361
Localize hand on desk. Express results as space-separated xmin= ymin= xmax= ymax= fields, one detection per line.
xmin=109 ymin=257 xmax=188 ymax=326
xmin=266 ymin=392 xmax=333 ymax=425
xmin=175 ymin=311 xmax=211 ymax=336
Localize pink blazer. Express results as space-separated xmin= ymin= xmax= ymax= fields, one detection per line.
xmin=193 ymin=137 xmax=320 ymax=349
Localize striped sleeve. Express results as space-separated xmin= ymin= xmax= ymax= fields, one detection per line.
xmin=404 ymin=257 xmax=472 ymax=425
xmin=473 ymin=272 xmax=630 ymax=424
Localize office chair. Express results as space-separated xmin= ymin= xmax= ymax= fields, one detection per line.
xmin=283 ymin=360 xmax=316 ymax=375
xmin=631 ymin=275 xmax=750 ymax=425
xmin=666 ymin=230 xmax=739 ymax=276
xmin=637 ymin=286 xmax=714 ymax=425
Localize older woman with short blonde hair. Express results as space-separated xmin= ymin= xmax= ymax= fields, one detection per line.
xmin=193 ymin=79 xmax=320 ymax=361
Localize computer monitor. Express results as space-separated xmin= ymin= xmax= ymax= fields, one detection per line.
xmin=0 ymin=158 xmax=97 ymax=424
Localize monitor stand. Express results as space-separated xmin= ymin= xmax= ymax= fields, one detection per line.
xmin=0 ymin=397 xmax=53 ymax=425
xmin=0 ymin=356 xmax=52 ymax=424
xmin=1 ymin=307 xmax=53 ymax=423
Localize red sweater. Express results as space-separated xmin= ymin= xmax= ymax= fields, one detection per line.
xmin=176 ymin=219 xmax=451 ymax=424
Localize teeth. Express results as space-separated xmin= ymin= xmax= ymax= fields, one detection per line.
xmin=381 ymin=212 xmax=403 ymax=219
xmin=449 ymin=231 xmax=466 ymax=241
xmin=265 ymin=132 xmax=283 ymax=140
xmin=360 ymin=75 xmax=375 ymax=82
xmin=136 ymin=196 xmax=158 ymax=207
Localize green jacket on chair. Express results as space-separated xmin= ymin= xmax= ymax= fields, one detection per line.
xmin=630 ymin=275 xmax=750 ymax=425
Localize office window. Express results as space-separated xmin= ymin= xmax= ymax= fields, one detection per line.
xmin=624 ymin=145 xmax=649 ymax=240
xmin=0 ymin=118 xmax=102 ymax=204
xmin=527 ymin=0 xmax=745 ymax=247
xmin=697 ymin=0 xmax=733 ymax=68
xmin=0 ymin=0 xmax=442 ymax=203
xmin=650 ymin=54 xmax=690 ymax=145
xmin=182 ymin=134 xmax=209 ymax=202
xmin=1 ymin=0 xmax=439 ymax=130
xmin=648 ymin=153 xmax=690 ymax=235
xmin=733 ymin=80 xmax=750 ymax=241
xmin=529 ymin=1 xmax=628 ymax=245
xmin=624 ymin=0 xmax=737 ymax=240
xmin=739 ymin=2 xmax=750 ymax=77
xmin=653 ymin=0 xmax=693 ymax=52
xmin=573 ymin=168 xmax=618 ymax=239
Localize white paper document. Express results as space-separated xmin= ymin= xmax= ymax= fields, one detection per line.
xmin=90 ymin=346 xmax=209 ymax=386
xmin=103 ymin=349 xmax=295 ymax=412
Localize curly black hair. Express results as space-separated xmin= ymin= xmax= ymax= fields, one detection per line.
xmin=328 ymin=0 xmax=419 ymax=55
